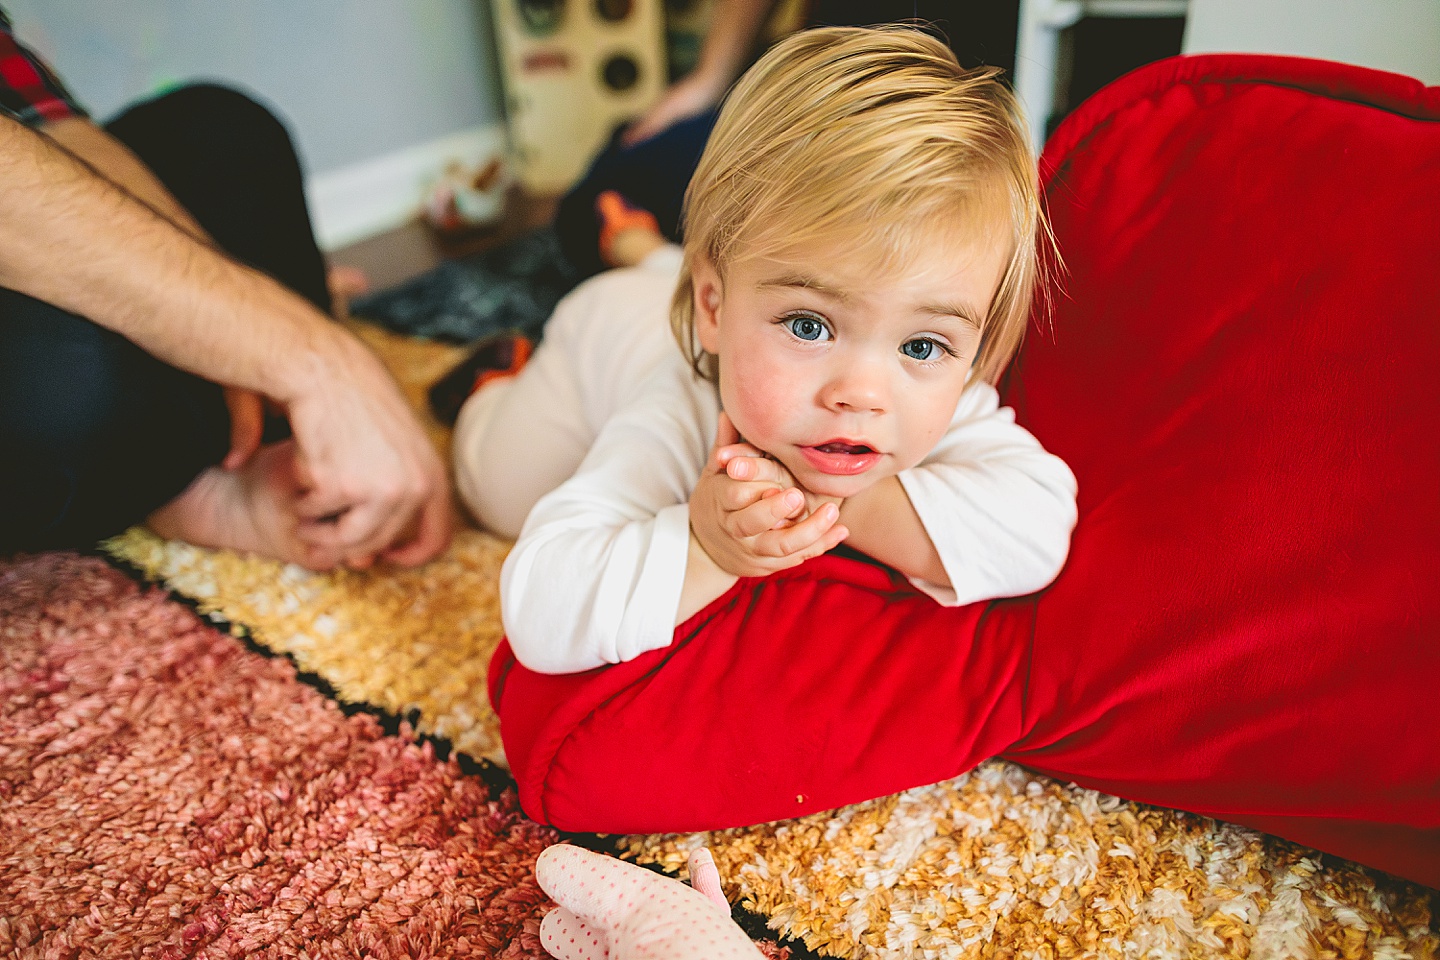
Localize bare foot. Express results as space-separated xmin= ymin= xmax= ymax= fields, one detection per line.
xmin=146 ymin=440 xmax=349 ymax=570
xmin=596 ymin=190 xmax=666 ymax=268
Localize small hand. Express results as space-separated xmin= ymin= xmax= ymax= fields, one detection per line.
xmin=689 ymin=413 xmax=848 ymax=578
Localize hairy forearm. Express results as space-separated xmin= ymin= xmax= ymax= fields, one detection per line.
xmin=0 ymin=113 xmax=336 ymax=403
xmin=694 ymin=0 xmax=778 ymax=88
xmin=43 ymin=117 xmax=207 ymax=240
xmin=838 ymin=476 xmax=950 ymax=587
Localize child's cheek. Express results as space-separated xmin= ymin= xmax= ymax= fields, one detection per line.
xmin=722 ymin=357 xmax=794 ymax=451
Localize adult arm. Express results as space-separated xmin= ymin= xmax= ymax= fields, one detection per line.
xmin=840 ymin=379 xmax=1079 ymax=603
xmin=623 ymin=0 xmax=777 ymax=145
xmin=0 ymin=114 xmax=450 ymax=566
xmin=42 ymin=115 xmax=271 ymax=464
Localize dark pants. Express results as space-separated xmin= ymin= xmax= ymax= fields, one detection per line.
xmin=0 ymin=84 xmax=329 ymax=554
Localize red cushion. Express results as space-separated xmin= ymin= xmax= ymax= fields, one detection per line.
xmin=491 ymin=54 xmax=1440 ymax=886
xmin=1000 ymin=53 xmax=1440 ymax=885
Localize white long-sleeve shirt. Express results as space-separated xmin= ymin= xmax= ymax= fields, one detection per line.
xmin=492 ymin=254 xmax=1078 ymax=674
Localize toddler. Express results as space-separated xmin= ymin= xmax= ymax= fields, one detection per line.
xmin=453 ymin=26 xmax=1078 ymax=673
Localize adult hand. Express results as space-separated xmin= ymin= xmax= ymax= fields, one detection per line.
xmin=688 ymin=412 xmax=847 ymax=578
xmin=535 ymin=845 xmax=763 ymax=960
xmin=622 ymin=72 xmax=726 ymax=146
xmin=282 ymin=327 xmax=452 ymax=570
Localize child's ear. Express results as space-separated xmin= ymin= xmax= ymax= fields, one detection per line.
xmin=692 ymin=255 xmax=723 ymax=355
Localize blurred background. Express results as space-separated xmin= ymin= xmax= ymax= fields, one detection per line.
xmin=9 ymin=0 xmax=1437 ymax=260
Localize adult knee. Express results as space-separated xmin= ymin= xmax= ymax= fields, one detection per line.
xmin=148 ymin=83 xmax=296 ymax=157
xmin=0 ymin=292 xmax=228 ymax=550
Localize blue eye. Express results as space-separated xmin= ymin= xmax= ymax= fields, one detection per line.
xmin=902 ymin=338 xmax=941 ymax=361
xmin=783 ymin=314 xmax=830 ymax=342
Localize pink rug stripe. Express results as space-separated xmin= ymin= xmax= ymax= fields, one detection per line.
xmin=1 ymin=553 xmax=558 ymax=958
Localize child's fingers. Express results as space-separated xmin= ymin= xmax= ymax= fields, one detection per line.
xmin=753 ymin=502 xmax=842 ymax=558
xmin=712 ymin=411 xmax=740 ymax=454
xmin=715 ymin=443 xmax=767 ymax=471
xmin=727 ymin=488 xmax=804 ymax=538
xmin=724 ymin=453 xmax=787 ymax=484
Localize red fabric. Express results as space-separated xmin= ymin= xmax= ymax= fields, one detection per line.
xmin=492 ymin=55 xmax=1440 ymax=886
xmin=491 ymin=553 xmax=1027 ymax=833
xmin=999 ymin=53 xmax=1440 ymax=886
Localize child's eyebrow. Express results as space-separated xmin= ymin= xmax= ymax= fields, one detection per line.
xmin=920 ymin=304 xmax=985 ymax=332
xmin=760 ymin=273 xmax=984 ymax=330
xmin=759 ymin=273 xmax=846 ymax=298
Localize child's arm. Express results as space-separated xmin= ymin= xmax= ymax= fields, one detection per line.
xmin=836 ymin=477 xmax=948 ymax=585
xmin=504 ymin=368 xmax=840 ymax=673
xmin=863 ymin=379 xmax=1078 ymax=605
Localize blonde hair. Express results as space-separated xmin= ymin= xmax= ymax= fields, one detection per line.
xmin=671 ymin=25 xmax=1056 ymax=385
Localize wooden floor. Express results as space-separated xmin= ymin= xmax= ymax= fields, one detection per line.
xmin=327 ymin=189 xmax=560 ymax=294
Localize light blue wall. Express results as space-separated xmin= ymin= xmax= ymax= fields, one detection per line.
xmin=6 ymin=0 xmax=504 ymax=175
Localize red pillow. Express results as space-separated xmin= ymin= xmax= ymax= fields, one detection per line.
xmin=490 ymin=54 xmax=1440 ymax=886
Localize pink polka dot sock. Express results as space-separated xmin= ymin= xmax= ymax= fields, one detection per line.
xmin=535 ymin=845 xmax=763 ymax=960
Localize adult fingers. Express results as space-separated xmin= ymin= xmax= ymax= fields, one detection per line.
xmin=540 ymin=906 xmax=611 ymax=960
xmin=296 ymin=494 xmax=412 ymax=565
xmin=380 ymin=489 xmax=454 ymax=567
xmin=222 ymin=387 xmax=265 ymax=471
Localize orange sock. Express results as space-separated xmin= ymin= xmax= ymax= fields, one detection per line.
xmin=596 ymin=190 xmax=661 ymax=266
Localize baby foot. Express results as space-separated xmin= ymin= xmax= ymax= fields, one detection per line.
xmin=147 ymin=440 xmax=347 ymax=569
xmin=596 ymin=191 xmax=665 ymax=268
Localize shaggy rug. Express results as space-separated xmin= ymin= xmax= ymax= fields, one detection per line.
xmin=0 ymin=551 xmax=555 ymax=958
xmin=8 ymin=320 xmax=1435 ymax=958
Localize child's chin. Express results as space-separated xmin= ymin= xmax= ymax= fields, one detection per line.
xmin=805 ymin=472 xmax=882 ymax=500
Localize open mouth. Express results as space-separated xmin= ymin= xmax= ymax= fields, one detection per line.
xmin=814 ymin=441 xmax=874 ymax=455
xmin=800 ymin=440 xmax=883 ymax=476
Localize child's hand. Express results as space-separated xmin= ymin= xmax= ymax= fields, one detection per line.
xmin=689 ymin=413 xmax=848 ymax=578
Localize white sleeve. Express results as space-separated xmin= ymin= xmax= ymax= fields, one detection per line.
xmin=898 ymin=380 xmax=1078 ymax=606
xmin=500 ymin=363 xmax=717 ymax=674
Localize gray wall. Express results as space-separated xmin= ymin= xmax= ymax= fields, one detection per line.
xmin=6 ymin=0 xmax=505 ymax=176
xmin=1184 ymin=0 xmax=1440 ymax=85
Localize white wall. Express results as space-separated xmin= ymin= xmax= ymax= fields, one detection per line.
xmin=1183 ymin=0 xmax=1440 ymax=84
xmin=6 ymin=0 xmax=509 ymax=247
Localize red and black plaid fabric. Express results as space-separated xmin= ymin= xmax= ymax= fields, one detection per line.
xmin=0 ymin=9 xmax=85 ymax=126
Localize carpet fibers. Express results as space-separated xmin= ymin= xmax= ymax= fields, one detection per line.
xmin=8 ymin=320 xmax=1435 ymax=958
xmin=0 ymin=552 xmax=555 ymax=957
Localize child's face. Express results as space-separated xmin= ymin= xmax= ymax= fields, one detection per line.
xmin=692 ymin=227 xmax=1009 ymax=499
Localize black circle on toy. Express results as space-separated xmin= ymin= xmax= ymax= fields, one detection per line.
xmin=601 ymin=53 xmax=640 ymax=91
xmin=595 ymin=0 xmax=633 ymax=21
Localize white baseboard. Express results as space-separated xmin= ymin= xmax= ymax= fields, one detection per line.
xmin=306 ymin=124 xmax=509 ymax=251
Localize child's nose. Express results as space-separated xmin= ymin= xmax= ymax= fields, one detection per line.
xmin=821 ymin=360 xmax=890 ymax=414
